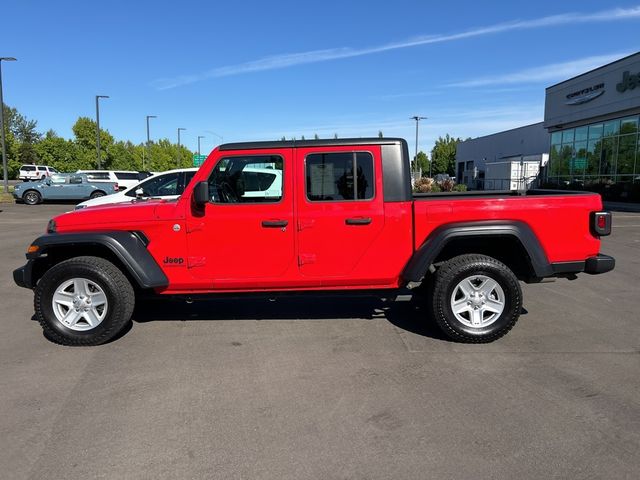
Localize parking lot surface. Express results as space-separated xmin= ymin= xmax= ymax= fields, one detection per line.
xmin=1 ymin=202 xmax=639 ymax=479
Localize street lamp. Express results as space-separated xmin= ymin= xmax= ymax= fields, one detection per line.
xmin=145 ymin=115 xmax=157 ymax=170
xmin=197 ymin=135 xmax=205 ymax=157
xmin=177 ymin=127 xmax=186 ymax=167
xmin=0 ymin=57 xmax=17 ymax=193
xmin=410 ymin=116 xmax=427 ymax=178
xmin=95 ymin=95 xmax=109 ymax=169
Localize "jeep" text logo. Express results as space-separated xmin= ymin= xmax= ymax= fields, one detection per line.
xmin=616 ymin=71 xmax=640 ymax=93
xmin=163 ymin=256 xmax=184 ymax=265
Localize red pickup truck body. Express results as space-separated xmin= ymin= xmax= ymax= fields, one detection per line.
xmin=14 ymin=138 xmax=614 ymax=344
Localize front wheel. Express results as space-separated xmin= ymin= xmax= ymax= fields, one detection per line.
xmin=23 ymin=190 xmax=41 ymax=205
xmin=34 ymin=256 xmax=135 ymax=346
xmin=431 ymin=254 xmax=522 ymax=343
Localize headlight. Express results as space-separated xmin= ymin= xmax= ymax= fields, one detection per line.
xmin=46 ymin=219 xmax=57 ymax=233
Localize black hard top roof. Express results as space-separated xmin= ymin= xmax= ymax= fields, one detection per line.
xmin=218 ymin=137 xmax=407 ymax=151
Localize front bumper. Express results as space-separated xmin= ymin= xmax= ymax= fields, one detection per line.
xmin=13 ymin=261 xmax=34 ymax=289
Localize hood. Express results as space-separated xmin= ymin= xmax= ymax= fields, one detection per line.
xmin=53 ymin=198 xmax=171 ymax=232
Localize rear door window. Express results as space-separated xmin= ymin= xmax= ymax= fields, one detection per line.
xmin=305 ymin=152 xmax=374 ymax=201
xmin=115 ymin=172 xmax=139 ymax=180
xmin=22 ymin=166 xmax=36 ymax=171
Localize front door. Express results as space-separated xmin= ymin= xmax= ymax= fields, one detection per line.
xmin=186 ymin=149 xmax=296 ymax=289
xmin=295 ymin=146 xmax=385 ymax=281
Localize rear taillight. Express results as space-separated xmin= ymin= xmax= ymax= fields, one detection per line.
xmin=114 ymin=183 xmax=119 ymax=191
xmin=591 ymin=211 xmax=612 ymax=237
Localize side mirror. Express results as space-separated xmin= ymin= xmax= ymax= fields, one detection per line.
xmin=193 ymin=181 xmax=209 ymax=207
xmin=45 ymin=178 xmax=52 ymax=185
xmin=135 ymin=187 xmax=144 ymax=198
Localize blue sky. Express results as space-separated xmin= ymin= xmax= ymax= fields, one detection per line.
xmin=2 ymin=1 xmax=640 ymax=154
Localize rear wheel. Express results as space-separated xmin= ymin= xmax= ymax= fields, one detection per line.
xmin=90 ymin=190 xmax=106 ymax=199
xmin=431 ymin=254 xmax=522 ymax=343
xmin=34 ymin=256 xmax=135 ymax=346
xmin=23 ymin=190 xmax=41 ymax=205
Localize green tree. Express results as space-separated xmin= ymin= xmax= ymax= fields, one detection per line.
xmin=412 ymin=151 xmax=429 ymax=175
xmin=431 ymin=134 xmax=461 ymax=176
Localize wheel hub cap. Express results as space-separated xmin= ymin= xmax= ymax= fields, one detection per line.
xmin=450 ymin=274 xmax=505 ymax=328
xmin=51 ymin=278 xmax=108 ymax=331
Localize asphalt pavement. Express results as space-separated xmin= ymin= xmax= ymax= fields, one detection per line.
xmin=1 ymin=202 xmax=638 ymax=479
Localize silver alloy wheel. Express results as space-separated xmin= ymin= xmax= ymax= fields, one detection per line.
xmin=51 ymin=278 xmax=108 ymax=331
xmin=450 ymin=274 xmax=505 ymax=328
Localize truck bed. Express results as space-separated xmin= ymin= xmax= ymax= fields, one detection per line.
xmin=411 ymin=189 xmax=602 ymax=264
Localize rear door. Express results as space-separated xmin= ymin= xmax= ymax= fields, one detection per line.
xmin=295 ymin=146 xmax=385 ymax=280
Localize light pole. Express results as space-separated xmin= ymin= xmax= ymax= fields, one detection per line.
xmin=410 ymin=116 xmax=427 ymax=178
xmin=197 ymin=135 xmax=205 ymax=157
xmin=95 ymin=95 xmax=109 ymax=169
xmin=177 ymin=127 xmax=186 ymax=167
xmin=145 ymin=115 xmax=157 ymax=170
xmin=205 ymin=130 xmax=223 ymax=145
xmin=0 ymin=57 xmax=16 ymax=193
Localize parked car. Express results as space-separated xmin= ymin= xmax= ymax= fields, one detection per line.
xmin=12 ymin=173 xmax=118 ymax=205
xmin=14 ymin=138 xmax=614 ymax=346
xmin=18 ymin=165 xmax=59 ymax=181
xmin=75 ymin=168 xmax=198 ymax=209
xmin=76 ymin=170 xmax=149 ymax=191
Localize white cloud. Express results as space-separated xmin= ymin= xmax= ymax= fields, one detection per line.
xmin=447 ymin=52 xmax=633 ymax=87
xmin=152 ymin=6 xmax=640 ymax=89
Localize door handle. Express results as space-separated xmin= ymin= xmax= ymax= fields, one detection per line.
xmin=345 ymin=217 xmax=372 ymax=225
xmin=261 ymin=220 xmax=289 ymax=228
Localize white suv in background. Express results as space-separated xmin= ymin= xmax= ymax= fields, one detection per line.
xmin=19 ymin=165 xmax=59 ymax=181
xmin=76 ymin=170 xmax=152 ymax=191
xmin=75 ymin=168 xmax=198 ymax=209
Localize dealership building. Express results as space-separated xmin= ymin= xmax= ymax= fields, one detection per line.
xmin=456 ymin=52 xmax=640 ymax=200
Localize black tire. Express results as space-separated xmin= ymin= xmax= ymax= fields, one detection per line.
xmin=23 ymin=190 xmax=41 ymax=205
xmin=34 ymin=256 xmax=135 ymax=346
xmin=90 ymin=190 xmax=106 ymax=199
xmin=431 ymin=254 xmax=522 ymax=343
xmin=40 ymin=175 xmax=46 ymax=180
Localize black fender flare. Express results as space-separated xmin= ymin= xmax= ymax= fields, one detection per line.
xmin=24 ymin=231 xmax=168 ymax=289
xmin=402 ymin=220 xmax=553 ymax=282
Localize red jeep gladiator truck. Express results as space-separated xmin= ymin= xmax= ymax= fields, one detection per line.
xmin=13 ymin=138 xmax=614 ymax=345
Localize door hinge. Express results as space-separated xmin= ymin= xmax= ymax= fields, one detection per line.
xmin=297 ymin=219 xmax=315 ymax=231
xmin=298 ymin=254 xmax=316 ymax=266
xmin=186 ymin=222 xmax=205 ymax=233
xmin=187 ymin=256 xmax=206 ymax=268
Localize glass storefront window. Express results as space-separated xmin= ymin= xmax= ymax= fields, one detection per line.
xmin=588 ymin=124 xmax=603 ymax=140
xmin=586 ymin=140 xmax=600 ymax=175
xmin=547 ymin=116 xmax=640 ymax=200
xmin=558 ymin=145 xmax=573 ymax=176
xmin=603 ymin=120 xmax=620 ymax=137
xmin=574 ymin=126 xmax=588 ymax=142
xmin=573 ymin=141 xmax=587 ymax=176
xmin=620 ymin=116 xmax=638 ymax=135
xmin=617 ymin=134 xmax=636 ymax=174
xmin=561 ymin=129 xmax=574 ymax=144
xmin=600 ymin=137 xmax=617 ymax=175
